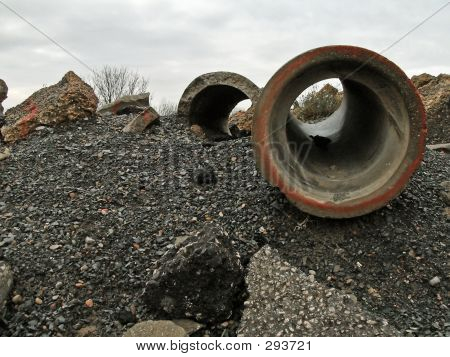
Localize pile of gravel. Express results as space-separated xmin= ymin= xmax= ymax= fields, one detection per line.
xmin=0 ymin=114 xmax=448 ymax=336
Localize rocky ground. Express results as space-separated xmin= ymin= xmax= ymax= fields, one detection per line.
xmin=0 ymin=114 xmax=448 ymax=337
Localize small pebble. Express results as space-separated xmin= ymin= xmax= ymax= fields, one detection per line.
xmin=85 ymin=237 xmax=95 ymax=245
xmin=12 ymin=294 xmax=23 ymax=304
xmin=429 ymin=276 xmax=440 ymax=286
xmin=35 ymin=297 xmax=43 ymax=305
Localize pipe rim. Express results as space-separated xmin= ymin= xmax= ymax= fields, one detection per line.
xmin=252 ymin=45 xmax=427 ymax=218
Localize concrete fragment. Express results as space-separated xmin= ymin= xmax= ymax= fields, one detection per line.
xmin=143 ymin=224 xmax=244 ymax=323
xmin=238 ymin=246 xmax=399 ymax=337
xmin=122 ymin=107 xmax=160 ymax=133
xmin=97 ymin=93 xmax=150 ymax=115
xmin=123 ymin=320 xmax=187 ymax=337
xmin=1 ymin=72 xmax=98 ymax=143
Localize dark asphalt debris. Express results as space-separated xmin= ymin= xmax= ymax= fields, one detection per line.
xmin=0 ymin=114 xmax=448 ymax=337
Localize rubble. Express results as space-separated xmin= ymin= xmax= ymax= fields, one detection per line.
xmin=1 ymin=71 xmax=98 ymax=142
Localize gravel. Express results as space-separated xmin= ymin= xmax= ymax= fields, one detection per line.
xmin=0 ymin=114 xmax=448 ymax=336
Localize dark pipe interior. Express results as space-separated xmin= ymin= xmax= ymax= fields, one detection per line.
xmin=286 ymin=79 xmax=387 ymax=186
xmin=189 ymin=85 xmax=248 ymax=136
xmin=269 ymin=69 xmax=409 ymax=200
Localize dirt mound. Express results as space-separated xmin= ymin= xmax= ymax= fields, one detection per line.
xmin=411 ymin=73 xmax=449 ymax=144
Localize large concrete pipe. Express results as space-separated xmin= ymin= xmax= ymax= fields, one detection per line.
xmin=178 ymin=72 xmax=261 ymax=138
xmin=252 ymin=45 xmax=427 ymax=218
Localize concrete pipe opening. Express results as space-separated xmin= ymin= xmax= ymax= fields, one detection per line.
xmin=252 ymin=46 xmax=427 ymax=218
xmin=178 ymin=72 xmax=261 ymax=138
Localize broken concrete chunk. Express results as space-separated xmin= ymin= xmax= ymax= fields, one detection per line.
xmin=123 ymin=320 xmax=187 ymax=337
xmin=122 ymin=107 xmax=160 ymax=133
xmin=97 ymin=93 xmax=150 ymax=115
xmin=1 ymin=71 xmax=98 ymax=143
xmin=143 ymin=224 xmax=244 ymax=323
xmin=238 ymin=246 xmax=399 ymax=337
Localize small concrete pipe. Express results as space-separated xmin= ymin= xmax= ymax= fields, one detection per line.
xmin=178 ymin=72 xmax=261 ymax=138
xmin=252 ymin=45 xmax=427 ymax=218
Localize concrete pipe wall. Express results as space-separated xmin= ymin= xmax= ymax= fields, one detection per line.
xmin=178 ymin=72 xmax=261 ymax=138
xmin=252 ymin=45 xmax=427 ymax=218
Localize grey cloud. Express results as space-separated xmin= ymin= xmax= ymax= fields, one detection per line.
xmin=1 ymin=0 xmax=448 ymax=108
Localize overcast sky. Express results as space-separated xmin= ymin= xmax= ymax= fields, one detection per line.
xmin=1 ymin=0 xmax=449 ymax=110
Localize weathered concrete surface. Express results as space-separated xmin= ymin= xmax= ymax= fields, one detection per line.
xmin=252 ymin=45 xmax=427 ymax=218
xmin=123 ymin=320 xmax=187 ymax=337
xmin=1 ymin=71 xmax=98 ymax=143
xmin=238 ymin=246 xmax=399 ymax=337
xmin=0 ymin=261 xmax=13 ymax=317
xmin=178 ymin=72 xmax=261 ymax=138
xmin=97 ymin=93 xmax=150 ymax=115
xmin=122 ymin=106 xmax=160 ymax=133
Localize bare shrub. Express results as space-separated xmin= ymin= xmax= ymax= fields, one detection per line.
xmin=91 ymin=65 xmax=152 ymax=105
xmin=157 ymin=99 xmax=178 ymax=116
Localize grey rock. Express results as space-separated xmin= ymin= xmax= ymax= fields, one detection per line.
xmin=427 ymin=143 xmax=450 ymax=153
xmin=12 ymin=294 xmax=23 ymax=305
xmin=172 ymin=319 xmax=204 ymax=335
xmin=238 ymin=246 xmax=400 ymax=337
xmin=123 ymin=320 xmax=187 ymax=337
xmin=429 ymin=276 xmax=441 ymax=286
xmin=49 ymin=244 xmax=62 ymax=251
xmin=439 ymin=181 xmax=450 ymax=205
xmin=0 ymin=147 xmax=11 ymax=161
xmin=174 ymin=236 xmax=189 ymax=248
xmin=143 ymin=224 xmax=244 ymax=323
xmin=85 ymin=237 xmax=95 ymax=245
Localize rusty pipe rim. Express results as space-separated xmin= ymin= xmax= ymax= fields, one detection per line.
xmin=252 ymin=45 xmax=427 ymax=218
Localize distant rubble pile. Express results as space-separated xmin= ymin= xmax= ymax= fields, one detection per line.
xmin=292 ymin=83 xmax=343 ymax=123
xmin=228 ymin=105 xmax=254 ymax=136
xmin=411 ymin=73 xmax=449 ymax=144
xmin=0 ymin=71 xmax=98 ymax=143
